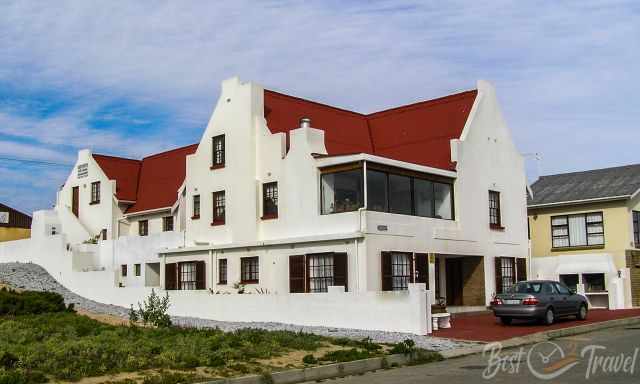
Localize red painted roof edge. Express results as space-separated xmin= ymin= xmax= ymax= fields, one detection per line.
xmin=264 ymin=89 xmax=366 ymax=117
xmin=366 ymin=89 xmax=478 ymax=119
xmin=139 ymin=143 xmax=199 ymax=161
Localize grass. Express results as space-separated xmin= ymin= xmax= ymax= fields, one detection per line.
xmin=0 ymin=288 xmax=441 ymax=383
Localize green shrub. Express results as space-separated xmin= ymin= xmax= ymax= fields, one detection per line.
xmin=319 ymin=348 xmax=370 ymax=363
xmin=302 ymin=354 xmax=318 ymax=365
xmin=129 ymin=289 xmax=172 ymax=328
xmin=390 ymin=339 xmax=416 ymax=355
xmin=0 ymin=288 xmax=70 ymax=316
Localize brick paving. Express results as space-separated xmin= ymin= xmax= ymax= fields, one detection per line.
xmin=433 ymin=308 xmax=640 ymax=342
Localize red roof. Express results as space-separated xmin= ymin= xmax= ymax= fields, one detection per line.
xmin=93 ymin=154 xmax=141 ymax=202
xmin=264 ymin=89 xmax=477 ymax=170
xmin=93 ymin=144 xmax=197 ymax=214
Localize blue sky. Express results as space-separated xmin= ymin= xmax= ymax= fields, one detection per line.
xmin=1 ymin=1 xmax=639 ymax=214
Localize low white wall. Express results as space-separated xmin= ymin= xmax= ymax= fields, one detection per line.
xmin=0 ymin=237 xmax=431 ymax=335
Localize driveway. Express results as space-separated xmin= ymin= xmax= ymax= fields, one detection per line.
xmin=326 ymin=324 xmax=640 ymax=383
xmin=433 ymin=308 xmax=640 ymax=342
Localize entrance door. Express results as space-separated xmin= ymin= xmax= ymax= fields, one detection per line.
xmin=446 ymin=258 xmax=463 ymax=306
xmin=72 ymin=186 xmax=79 ymax=217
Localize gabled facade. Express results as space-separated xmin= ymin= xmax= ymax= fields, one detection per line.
xmin=528 ymin=164 xmax=640 ymax=309
xmin=41 ymin=77 xmax=527 ymax=309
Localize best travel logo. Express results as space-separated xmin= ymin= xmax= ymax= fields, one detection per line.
xmin=482 ymin=341 xmax=639 ymax=380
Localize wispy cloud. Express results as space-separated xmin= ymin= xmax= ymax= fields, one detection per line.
xmin=0 ymin=0 xmax=638 ymax=213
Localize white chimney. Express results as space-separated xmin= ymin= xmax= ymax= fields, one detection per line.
xmin=299 ymin=117 xmax=311 ymax=129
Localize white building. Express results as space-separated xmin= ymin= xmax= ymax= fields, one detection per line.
xmin=2 ymin=77 xmax=529 ymax=332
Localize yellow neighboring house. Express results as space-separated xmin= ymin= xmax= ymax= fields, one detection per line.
xmin=0 ymin=203 xmax=32 ymax=242
xmin=528 ymin=164 xmax=640 ymax=310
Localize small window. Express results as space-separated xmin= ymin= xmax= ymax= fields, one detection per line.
xmin=211 ymin=134 xmax=225 ymax=168
xmin=218 ymin=259 xmax=227 ymax=284
xmin=489 ymin=191 xmax=501 ymax=228
xmin=163 ymin=216 xmax=174 ymax=232
xmin=583 ymin=273 xmax=606 ymax=292
xmin=179 ymin=262 xmax=197 ymax=290
xmin=192 ymin=195 xmax=201 ymax=219
xmin=90 ymin=181 xmax=100 ymax=204
xmin=321 ymin=169 xmax=363 ymax=214
xmin=551 ymin=212 xmax=604 ymax=248
xmin=121 ymin=264 xmax=127 ymax=277
xmin=134 ymin=263 xmax=141 ymax=277
xmin=500 ymin=257 xmax=515 ymax=293
xmin=212 ymin=191 xmax=226 ymax=225
xmin=241 ymin=257 xmax=259 ymax=284
xmin=138 ymin=220 xmax=148 ymax=236
xmin=634 ymin=211 xmax=639 ymax=248
xmin=262 ymin=182 xmax=278 ymax=219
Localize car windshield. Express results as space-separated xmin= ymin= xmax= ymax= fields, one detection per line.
xmin=509 ymin=282 xmax=543 ymax=294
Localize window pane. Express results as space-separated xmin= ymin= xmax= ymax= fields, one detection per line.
xmin=391 ymin=253 xmax=411 ymax=291
xmin=388 ymin=175 xmax=412 ymax=215
xmin=553 ymin=237 xmax=569 ymax=248
xmin=308 ymin=254 xmax=334 ymax=293
xmin=366 ymin=170 xmax=388 ymax=212
xmin=586 ymin=213 xmax=602 ymax=223
xmin=588 ymin=234 xmax=604 ymax=245
xmin=583 ymin=273 xmax=605 ymax=292
xmin=568 ymin=215 xmax=587 ymax=246
xmin=413 ymin=179 xmax=434 ymax=217
xmin=551 ymin=216 xmax=567 ymax=226
xmin=321 ymin=169 xmax=363 ymax=214
xmin=552 ymin=227 xmax=568 ymax=236
xmin=434 ymin=183 xmax=452 ymax=220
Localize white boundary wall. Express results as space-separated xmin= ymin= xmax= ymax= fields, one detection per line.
xmin=0 ymin=237 xmax=431 ymax=335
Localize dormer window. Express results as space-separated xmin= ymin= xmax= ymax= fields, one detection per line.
xmin=211 ymin=135 xmax=225 ymax=169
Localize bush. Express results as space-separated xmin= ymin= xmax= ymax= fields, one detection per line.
xmin=0 ymin=287 xmax=71 ymax=316
xmin=129 ymin=289 xmax=172 ymax=328
xmin=319 ymin=348 xmax=370 ymax=363
xmin=302 ymin=354 xmax=318 ymax=365
xmin=390 ymin=339 xmax=416 ymax=355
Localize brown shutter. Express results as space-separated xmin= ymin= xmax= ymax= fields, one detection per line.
xmin=289 ymin=255 xmax=306 ymax=293
xmin=333 ymin=252 xmax=348 ymax=292
xmin=516 ymin=258 xmax=527 ymax=282
xmin=414 ymin=253 xmax=429 ymax=288
xmin=165 ymin=263 xmax=177 ymax=290
xmin=494 ymin=257 xmax=502 ymax=294
xmin=196 ymin=260 xmax=206 ymax=290
xmin=381 ymin=251 xmax=392 ymax=291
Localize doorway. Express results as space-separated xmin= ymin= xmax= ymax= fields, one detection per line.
xmin=446 ymin=258 xmax=463 ymax=306
xmin=72 ymin=186 xmax=79 ymax=217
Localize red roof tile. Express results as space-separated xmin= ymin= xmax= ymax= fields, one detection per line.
xmin=93 ymin=154 xmax=141 ymax=202
xmin=93 ymin=144 xmax=197 ymax=214
xmin=264 ymin=89 xmax=477 ymax=170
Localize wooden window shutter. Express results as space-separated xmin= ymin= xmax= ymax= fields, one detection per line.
xmin=381 ymin=251 xmax=392 ymax=291
xmin=414 ymin=253 xmax=429 ymax=288
xmin=516 ymin=258 xmax=527 ymax=282
xmin=196 ymin=260 xmax=206 ymax=290
xmin=289 ymin=255 xmax=306 ymax=293
xmin=494 ymin=257 xmax=502 ymax=294
xmin=333 ymin=252 xmax=348 ymax=292
xmin=165 ymin=263 xmax=177 ymax=290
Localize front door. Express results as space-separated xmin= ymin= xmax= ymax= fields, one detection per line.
xmin=446 ymin=258 xmax=463 ymax=306
xmin=72 ymin=186 xmax=79 ymax=217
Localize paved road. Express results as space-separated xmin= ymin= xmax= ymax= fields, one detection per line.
xmin=325 ymin=325 xmax=640 ymax=383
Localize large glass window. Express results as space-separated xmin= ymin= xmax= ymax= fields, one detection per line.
xmin=366 ymin=170 xmax=388 ymax=212
xmin=434 ymin=182 xmax=453 ymax=220
xmin=388 ymin=174 xmax=412 ymax=215
xmin=551 ymin=212 xmax=604 ymax=248
xmin=321 ymin=169 xmax=363 ymax=214
xmin=413 ymin=179 xmax=434 ymax=217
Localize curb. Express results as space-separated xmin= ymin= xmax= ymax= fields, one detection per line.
xmin=199 ymin=354 xmax=412 ymax=384
xmin=440 ymin=315 xmax=640 ymax=359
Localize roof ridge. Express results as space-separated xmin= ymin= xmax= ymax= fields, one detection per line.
xmin=264 ymin=89 xmax=366 ymax=117
xmin=366 ymin=89 xmax=477 ymax=119
xmin=141 ymin=143 xmax=199 ymax=161
xmin=92 ymin=153 xmax=141 ymax=163
xmin=539 ymin=163 xmax=640 ymax=179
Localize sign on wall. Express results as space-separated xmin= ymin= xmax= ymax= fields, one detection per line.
xmin=0 ymin=211 xmax=9 ymax=224
xmin=77 ymin=163 xmax=88 ymax=179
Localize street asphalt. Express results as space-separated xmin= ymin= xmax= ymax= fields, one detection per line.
xmin=323 ymin=325 xmax=640 ymax=383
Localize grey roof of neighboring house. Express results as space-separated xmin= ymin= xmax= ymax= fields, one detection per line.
xmin=528 ymin=164 xmax=640 ymax=207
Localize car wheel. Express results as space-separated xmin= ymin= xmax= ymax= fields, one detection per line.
xmin=500 ymin=317 xmax=512 ymax=325
xmin=543 ymin=308 xmax=555 ymax=325
xmin=577 ymin=304 xmax=587 ymax=320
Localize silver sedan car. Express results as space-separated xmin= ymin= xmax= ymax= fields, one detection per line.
xmin=490 ymin=280 xmax=589 ymax=325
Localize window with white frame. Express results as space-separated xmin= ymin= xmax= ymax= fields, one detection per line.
xmin=551 ymin=212 xmax=604 ymax=248
xmin=179 ymin=262 xmax=197 ymax=290
xmin=308 ymin=254 xmax=334 ymax=293
xmin=391 ymin=253 xmax=412 ymax=291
